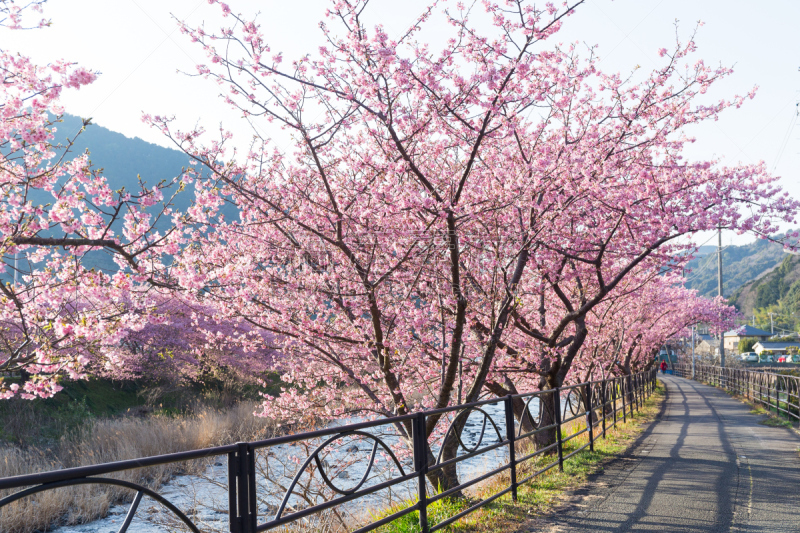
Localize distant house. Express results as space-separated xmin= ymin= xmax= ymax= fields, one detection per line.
xmin=695 ymin=338 xmax=720 ymax=358
xmin=723 ymin=325 xmax=772 ymax=353
xmin=753 ymin=341 xmax=799 ymax=356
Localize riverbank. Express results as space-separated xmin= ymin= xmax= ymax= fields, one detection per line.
xmin=0 ymin=373 xmax=286 ymax=533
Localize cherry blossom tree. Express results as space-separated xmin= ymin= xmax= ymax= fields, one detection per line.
xmin=153 ymin=0 xmax=798 ymax=484
xmin=0 ymin=4 xmax=182 ymax=399
xmin=577 ymin=274 xmax=736 ymax=380
xmin=107 ymin=294 xmax=278 ymax=385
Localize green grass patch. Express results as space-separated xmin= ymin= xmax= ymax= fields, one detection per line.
xmin=0 ymin=378 xmax=147 ymax=445
xmin=373 ymin=383 xmax=664 ymax=533
xmin=372 ymin=496 xmax=472 ymax=533
xmin=759 ymin=417 xmax=794 ymax=428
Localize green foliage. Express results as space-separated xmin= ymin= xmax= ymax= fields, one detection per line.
xmin=754 ymin=255 xmax=798 ymax=309
xmin=767 ymin=335 xmax=799 ymax=343
xmin=726 ymin=252 xmax=800 ymax=335
xmin=753 ymin=303 xmax=799 ymax=335
xmin=738 ymin=337 xmax=758 ymax=353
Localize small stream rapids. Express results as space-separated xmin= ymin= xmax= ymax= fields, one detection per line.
xmin=52 ymin=399 xmax=546 ymax=533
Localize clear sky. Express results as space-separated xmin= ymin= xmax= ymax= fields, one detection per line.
xmin=3 ymin=0 xmax=799 ymax=246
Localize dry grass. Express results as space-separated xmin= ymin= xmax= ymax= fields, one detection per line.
xmin=0 ymin=402 xmax=278 ymax=533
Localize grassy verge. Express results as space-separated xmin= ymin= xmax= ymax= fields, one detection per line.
xmin=373 ymin=383 xmax=665 ymax=533
xmin=733 ymin=398 xmax=799 ymax=431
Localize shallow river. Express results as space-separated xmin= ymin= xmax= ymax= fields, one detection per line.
xmin=52 ymin=400 xmax=541 ymax=532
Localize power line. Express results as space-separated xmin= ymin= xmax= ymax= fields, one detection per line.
xmin=771 ymin=101 xmax=799 ymax=173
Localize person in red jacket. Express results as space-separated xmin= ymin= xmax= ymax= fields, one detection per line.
xmin=660 ymin=360 xmax=668 ymax=374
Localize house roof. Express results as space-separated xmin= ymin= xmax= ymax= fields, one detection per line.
xmin=724 ymin=325 xmax=772 ymax=337
xmin=753 ymin=341 xmax=799 ymax=350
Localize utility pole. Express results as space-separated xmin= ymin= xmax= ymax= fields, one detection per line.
xmin=718 ymin=228 xmax=725 ymax=368
xmin=769 ymin=312 xmax=775 ymax=336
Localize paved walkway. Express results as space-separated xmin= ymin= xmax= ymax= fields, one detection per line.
xmin=527 ymin=375 xmax=800 ymax=532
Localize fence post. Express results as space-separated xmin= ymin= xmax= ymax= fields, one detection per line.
xmin=635 ymin=375 xmax=641 ymax=410
xmin=767 ymin=376 xmax=772 ymax=414
xmin=747 ymin=372 xmax=750 ymax=400
xmin=554 ymin=388 xmax=564 ymax=471
xmin=585 ymin=384 xmax=594 ymax=453
xmin=621 ymin=379 xmax=627 ymax=424
xmin=228 ymin=451 xmax=240 ymax=533
xmin=247 ymin=446 xmax=257 ymax=533
xmin=413 ymin=412 xmax=429 ymax=533
xmin=504 ymin=395 xmax=518 ymax=502
xmin=637 ymin=374 xmax=642 ymax=404
xmin=601 ymin=380 xmax=607 ymax=439
xmin=612 ymin=380 xmax=618 ymax=428
xmin=230 ymin=442 xmax=255 ymax=533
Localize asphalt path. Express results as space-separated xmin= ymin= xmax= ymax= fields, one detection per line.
xmin=525 ymin=375 xmax=800 ymax=532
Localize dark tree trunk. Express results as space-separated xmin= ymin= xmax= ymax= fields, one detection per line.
xmin=533 ymin=372 xmax=559 ymax=451
xmin=581 ymin=385 xmax=598 ymax=427
xmin=429 ymin=415 xmax=465 ymax=495
xmin=533 ymin=318 xmax=589 ymax=451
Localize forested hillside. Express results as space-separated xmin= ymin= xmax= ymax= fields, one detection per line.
xmin=28 ymin=115 xmax=239 ymax=273
xmin=683 ymin=238 xmax=792 ymax=298
xmin=729 ymin=254 xmax=800 ymax=333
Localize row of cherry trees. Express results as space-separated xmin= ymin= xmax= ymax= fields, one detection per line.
xmin=0 ymin=0 xmax=795 ymax=481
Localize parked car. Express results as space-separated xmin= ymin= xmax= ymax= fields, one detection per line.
xmin=792 ymin=354 xmax=800 ymax=364
xmin=740 ymin=352 xmax=758 ymax=363
xmin=759 ymin=354 xmax=775 ymax=363
xmin=778 ymin=356 xmax=788 ymax=363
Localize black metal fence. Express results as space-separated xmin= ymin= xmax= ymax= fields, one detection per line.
xmin=0 ymin=369 xmax=657 ymax=533
xmin=674 ymin=364 xmax=800 ymax=426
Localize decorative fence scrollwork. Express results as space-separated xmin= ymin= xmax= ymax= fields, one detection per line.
xmin=0 ymin=369 xmax=658 ymax=533
xmin=276 ymin=429 xmax=407 ymax=520
xmin=0 ymin=477 xmax=202 ymax=533
xmin=434 ymin=406 xmax=505 ymax=466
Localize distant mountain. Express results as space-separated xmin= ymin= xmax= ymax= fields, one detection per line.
xmin=54 ymin=114 xmax=192 ymax=194
xmin=28 ymin=115 xmax=241 ymax=274
xmin=41 ymin=115 xmax=195 ymax=273
xmin=683 ymin=238 xmax=793 ymax=298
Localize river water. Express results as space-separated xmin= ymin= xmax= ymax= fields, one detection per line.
xmin=52 ymin=399 xmax=541 ymax=533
